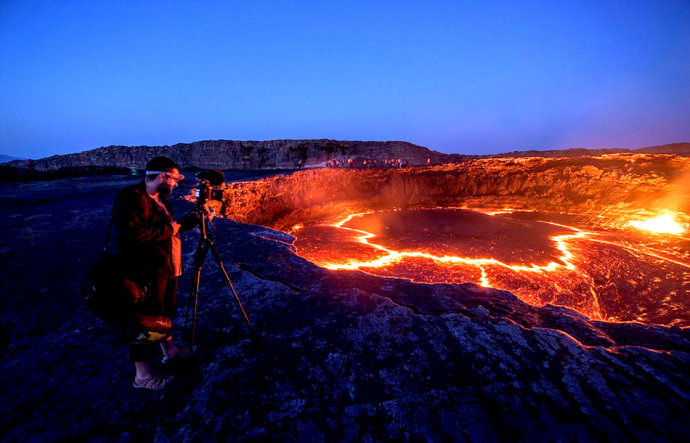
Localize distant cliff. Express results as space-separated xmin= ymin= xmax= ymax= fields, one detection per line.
xmin=0 ymin=154 xmax=24 ymax=164
xmin=2 ymin=139 xmax=688 ymax=182
xmin=493 ymin=143 xmax=690 ymax=158
xmin=634 ymin=142 xmax=690 ymax=155
xmin=4 ymin=139 xmax=469 ymax=172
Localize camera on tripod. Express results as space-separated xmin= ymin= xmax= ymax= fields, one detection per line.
xmin=194 ymin=169 xmax=226 ymax=206
xmin=185 ymin=168 xmax=253 ymax=341
xmin=194 ymin=180 xmax=224 ymax=206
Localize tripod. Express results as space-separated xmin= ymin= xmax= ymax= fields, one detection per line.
xmin=184 ymin=207 xmax=252 ymax=346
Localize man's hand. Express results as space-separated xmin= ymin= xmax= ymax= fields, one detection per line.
xmin=171 ymin=222 xmax=181 ymax=235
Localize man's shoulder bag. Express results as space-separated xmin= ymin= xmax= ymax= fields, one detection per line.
xmin=84 ymin=202 xmax=146 ymax=326
xmin=84 ymin=196 xmax=172 ymax=338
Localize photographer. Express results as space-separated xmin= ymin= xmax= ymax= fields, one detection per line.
xmin=113 ymin=156 xmax=199 ymax=390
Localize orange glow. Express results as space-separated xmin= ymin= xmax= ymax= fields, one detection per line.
xmin=293 ymin=208 xmax=690 ymax=324
xmin=628 ymin=213 xmax=685 ymax=235
xmin=317 ymin=211 xmax=585 ymax=278
xmin=215 ymin=156 xmax=690 ymax=326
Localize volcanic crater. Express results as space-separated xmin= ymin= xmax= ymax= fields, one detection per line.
xmin=218 ymin=154 xmax=690 ymax=327
xmin=3 ymin=155 xmax=690 ymax=440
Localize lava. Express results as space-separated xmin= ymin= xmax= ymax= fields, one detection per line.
xmin=216 ymin=156 xmax=690 ymax=326
xmin=629 ymin=213 xmax=686 ymax=235
xmin=314 ymin=211 xmax=584 ymax=276
xmin=292 ymin=208 xmax=690 ymax=326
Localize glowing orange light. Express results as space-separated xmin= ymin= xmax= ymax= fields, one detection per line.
xmin=294 ymin=207 xmax=690 ymax=323
xmin=316 ymin=211 xmax=588 ymax=288
xmin=628 ymin=213 xmax=685 ymax=235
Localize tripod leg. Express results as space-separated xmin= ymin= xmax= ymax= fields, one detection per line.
xmin=184 ymin=264 xmax=200 ymax=329
xmin=184 ymin=239 xmax=210 ymax=345
xmin=207 ymin=241 xmax=253 ymax=329
xmin=190 ymin=266 xmax=202 ymax=346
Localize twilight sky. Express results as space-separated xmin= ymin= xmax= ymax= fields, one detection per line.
xmin=1 ymin=0 xmax=689 ymax=158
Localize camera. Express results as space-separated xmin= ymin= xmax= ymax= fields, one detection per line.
xmin=195 ymin=180 xmax=224 ymax=205
xmin=194 ymin=170 xmax=226 ymax=206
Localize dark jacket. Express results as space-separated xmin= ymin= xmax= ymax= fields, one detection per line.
xmin=112 ymin=181 xmax=196 ymax=282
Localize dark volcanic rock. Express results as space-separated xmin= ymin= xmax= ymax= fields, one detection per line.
xmin=1 ymin=174 xmax=689 ymax=441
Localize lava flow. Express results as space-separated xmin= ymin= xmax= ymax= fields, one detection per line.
xmin=292 ymin=208 xmax=690 ymax=326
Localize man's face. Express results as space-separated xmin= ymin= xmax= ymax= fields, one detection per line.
xmin=157 ymin=168 xmax=181 ymax=195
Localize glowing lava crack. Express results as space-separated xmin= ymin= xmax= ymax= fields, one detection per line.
xmin=319 ymin=212 xmax=584 ymax=284
xmin=292 ymin=208 xmax=690 ymax=326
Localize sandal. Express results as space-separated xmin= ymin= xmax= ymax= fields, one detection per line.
xmin=133 ymin=374 xmax=173 ymax=390
xmin=161 ymin=345 xmax=198 ymax=364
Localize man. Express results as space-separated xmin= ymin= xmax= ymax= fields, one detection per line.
xmin=113 ymin=156 xmax=198 ymax=390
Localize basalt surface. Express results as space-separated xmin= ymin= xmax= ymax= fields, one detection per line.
xmin=1 ymin=171 xmax=689 ymax=441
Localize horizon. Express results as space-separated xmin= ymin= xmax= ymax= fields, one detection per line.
xmin=4 ymin=137 xmax=690 ymax=162
xmin=2 ymin=1 xmax=689 ymax=158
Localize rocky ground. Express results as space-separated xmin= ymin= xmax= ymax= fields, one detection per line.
xmin=1 ymin=172 xmax=689 ymax=441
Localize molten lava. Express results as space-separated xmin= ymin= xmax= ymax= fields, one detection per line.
xmin=292 ymin=208 xmax=690 ymax=326
xmin=216 ymin=155 xmax=690 ymax=327
xmin=629 ymin=213 xmax=685 ymax=235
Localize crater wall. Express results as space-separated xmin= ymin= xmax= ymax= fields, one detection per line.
xmin=219 ymin=154 xmax=690 ymax=231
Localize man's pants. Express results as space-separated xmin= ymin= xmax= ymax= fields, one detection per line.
xmin=129 ymin=274 xmax=178 ymax=363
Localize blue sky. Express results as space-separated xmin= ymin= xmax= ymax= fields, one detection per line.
xmin=1 ymin=0 xmax=689 ymax=158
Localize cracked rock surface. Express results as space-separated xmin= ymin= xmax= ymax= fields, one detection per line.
xmin=1 ymin=174 xmax=689 ymax=441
